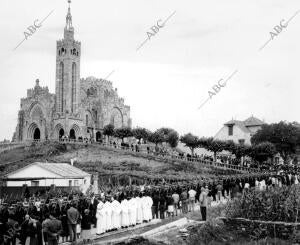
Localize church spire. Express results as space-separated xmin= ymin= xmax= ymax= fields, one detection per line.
xmin=64 ymin=0 xmax=74 ymax=40
xmin=65 ymin=0 xmax=73 ymax=30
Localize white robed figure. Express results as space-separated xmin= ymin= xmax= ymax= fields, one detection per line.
xmin=111 ymin=197 xmax=122 ymax=229
xmin=96 ymin=200 xmax=105 ymax=234
xmin=104 ymin=201 xmax=112 ymax=231
xmin=136 ymin=195 xmax=143 ymax=224
xmin=128 ymin=197 xmax=137 ymax=226
xmin=141 ymin=195 xmax=148 ymax=221
xmin=145 ymin=195 xmax=153 ymax=221
xmin=121 ymin=198 xmax=129 ymax=227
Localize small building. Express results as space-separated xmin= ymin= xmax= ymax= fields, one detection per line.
xmin=5 ymin=162 xmax=91 ymax=190
xmin=214 ymin=116 xmax=265 ymax=145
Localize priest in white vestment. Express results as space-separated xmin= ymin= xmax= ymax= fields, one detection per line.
xmin=128 ymin=196 xmax=137 ymax=226
xmin=96 ymin=199 xmax=105 ymax=235
xmin=145 ymin=195 xmax=153 ymax=221
xmin=104 ymin=199 xmax=113 ymax=231
xmin=121 ymin=198 xmax=129 ymax=227
xmin=111 ymin=196 xmax=121 ymax=230
xmin=136 ymin=195 xmax=143 ymax=224
xmin=141 ymin=195 xmax=148 ymax=221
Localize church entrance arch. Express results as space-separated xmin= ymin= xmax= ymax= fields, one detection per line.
xmin=59 ymin=129 xmax=65 ymax=139
xmin=33 ymin=128 xmax=40 ymax=140
xmin=96 ymin=131 xmax=102 ymax=142
xmin=27 ymin=122 xmax=41 ymax=140
xmin=54 ymin=124 xmax=64 ymax=140
xmin=69 ymin=129 xmax=76 ymax=140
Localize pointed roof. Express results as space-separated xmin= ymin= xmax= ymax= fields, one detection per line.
xmin=224 ymin=120 xmax=250 ymax=133
xmin=6 ymin=162 xmax=90 ymax=179
xmin=223 ymin=115 xmax=265 ymax=133
xmin=243 ymin=116 xmax=265 ymax=127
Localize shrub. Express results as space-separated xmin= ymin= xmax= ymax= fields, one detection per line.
xmin=225 ymin=185 xmax=300 ymax=222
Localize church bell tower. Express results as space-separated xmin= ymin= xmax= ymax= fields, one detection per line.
xmin=55 ymin=0 xmax=81 ymax=115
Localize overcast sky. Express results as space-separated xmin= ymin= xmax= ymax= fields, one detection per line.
xmin=0 ymin=0 xmax=299 ymax=141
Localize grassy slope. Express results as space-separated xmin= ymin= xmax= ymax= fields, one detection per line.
xmin=0 ymin=142 xmax=239 ymax=180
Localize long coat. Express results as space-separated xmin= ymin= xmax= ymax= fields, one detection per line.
xmin=96 ymin=201 xmax=105 ymax=234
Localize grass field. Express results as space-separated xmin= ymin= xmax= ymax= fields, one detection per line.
xmin=0 ymin=141 xmax=240 ymax=182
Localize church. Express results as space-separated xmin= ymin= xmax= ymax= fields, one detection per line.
xmin=12 ymin=1 xmax=131 ymax=142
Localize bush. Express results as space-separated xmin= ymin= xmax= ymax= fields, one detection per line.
xmin=187 ymin=219 xmax=249 ymax=245
xmin=225 ymin=185 xmax=300 ymax=222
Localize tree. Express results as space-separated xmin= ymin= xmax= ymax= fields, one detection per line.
xmin=167 ymin=131 xmax=179 ymax=148
xmin=180 ymin=133 xmax=200 ymax=155
xmin=231 ymin=144 xmax=251 ymax=161
xmin=223 ymin=140 xmax=236 ymax=153
xmin=103 ymin=124 xmax=115 ymax=140
xmin=132 ymin=127 xmax=151 ymax=143
xmin=149 ymin=130 xmax=164 ymax=146
xmin=249 ymin=141 xmax=277 ymax=165
xmin=114 ymin=127 xmax=133 ymax=142
xmin=156 ymin=127 xmax=179 ymax=148
xmin=251 ymin=121 xmax=300 ymax=163
xmin=198 ymin=137 xmax=226 ymax=161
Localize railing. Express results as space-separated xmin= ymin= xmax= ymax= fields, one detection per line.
xmin=4 ymin=139 xmax=259 ymax=173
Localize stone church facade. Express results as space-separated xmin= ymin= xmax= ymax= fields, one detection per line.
xmin=12 ymin=1 xmax=131 ymax=142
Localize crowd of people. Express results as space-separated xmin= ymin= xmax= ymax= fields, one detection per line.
xmin=1 ymin=171 xmax=299 ymax=244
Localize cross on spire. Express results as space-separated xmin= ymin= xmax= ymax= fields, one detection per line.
xmin=65 ymin=0 xmax=73 ymax=30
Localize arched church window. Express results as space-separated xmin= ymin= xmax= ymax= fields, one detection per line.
xmin=71 ymin=62 xmax=76 ymax=113
xmin=86 ymin=115 xmax=88 ymax=126
xmin=59 ymin=62 xmax=64 ymax=112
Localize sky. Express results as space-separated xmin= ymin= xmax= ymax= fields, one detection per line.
xmin=0 ymin=0 xmax=299 ymax=141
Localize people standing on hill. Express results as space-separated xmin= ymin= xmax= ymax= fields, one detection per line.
xmin=216 ymin=182 xmax=223 ymax=202
xmin=104 ymin=198 xmax=112 ymax=232
xmin=159 ymin=193 xmax=167 ymax=219
xmin=199 ymin=187 xmax=208 ymax=221
xmin=166 ymin=194 xmax=175 ymax=217
xmin=151 ymin=191 xmax=160 ymax=219
xmin=81 ymin=209 xmax=92 ymax=244
xmin=44 ymin=212 xmax=62 ymax=245
xmin=59 ymin=206 xmax=69 ymax=243
xmin=128 ymin=195 xmax=137 ymax=227
xmin=24 ymin=215 xmax=43 ymax=245
xmin=145 ymin=193 xmax=153 ymax=221
xmin=96 ymin=197 xmax=105 ymax=235
xmin=172 ymin=191 xmax=180 ymax=216
xmin=188 ymin=188 xmax=196 ymax=212
xmin=120 ymin=196 xmax=129 ymax=228
xmin=111 ymin=196 xmax=122 ymax=230
xmin=90 ymin=194 xmax=98 ymax=227
xmin=42 ymin=213 xmax=51 ymax=245
xmin=180 ymin=189 xmax=188 ymax=214
xmin=67 ymin=202 xmax=80 ymax=242
xmin=135 ymin=194 xmax=143 ymax=224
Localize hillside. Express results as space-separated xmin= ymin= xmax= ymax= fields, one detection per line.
xmin=0 ymin=142 xmax=242 ymax=183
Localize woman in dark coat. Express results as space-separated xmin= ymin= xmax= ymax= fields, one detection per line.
xmin=24 ymin=216 xmax=42 ymax=245
xmin=60 ymin=205 xmax=69 ymax=243
xmin=81 ymin=209 xmax=92 ymax=244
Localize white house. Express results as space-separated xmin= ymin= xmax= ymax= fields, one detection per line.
xmin=214 ymin=116 xmax=265 ymax=145
xmin=5 ymin=162 xmax=91 ymax=191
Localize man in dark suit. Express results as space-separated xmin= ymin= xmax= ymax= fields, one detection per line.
xmin=67 ymin=203 xmax=80 ymax=242
xmin=44 ymin=212 xmax=63 ymax=245
xmin=90 ymin=194 xmax=99 ymax=227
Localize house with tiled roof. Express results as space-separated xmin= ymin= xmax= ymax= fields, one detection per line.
xmin=214 ymin=116 xmax=265 ymax=145
xmin=5 ymin=162 xmax=91 ymax=191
